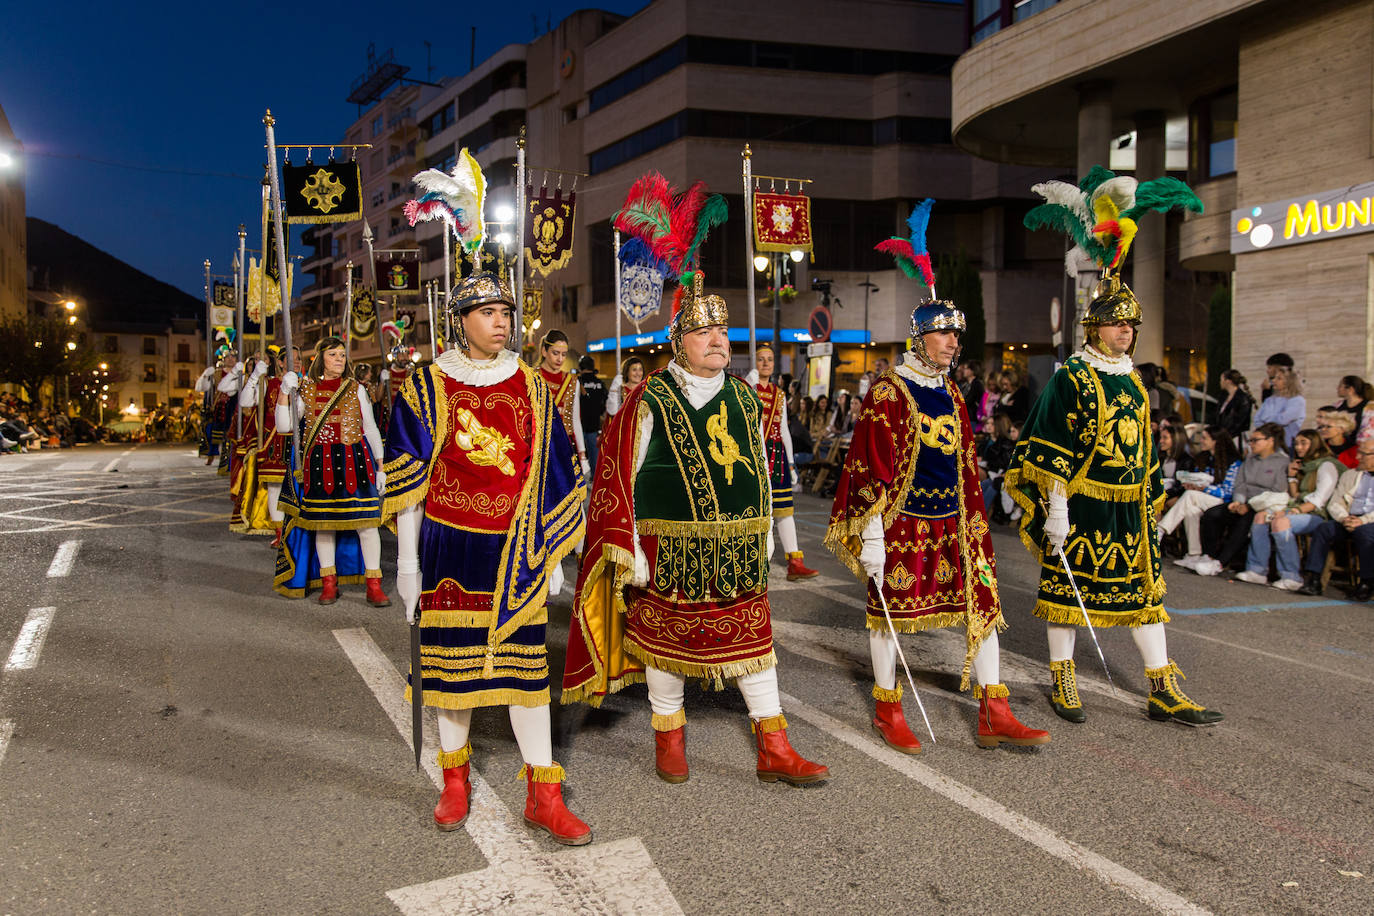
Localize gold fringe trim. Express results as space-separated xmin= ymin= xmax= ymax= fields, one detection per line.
xmin=636 ymin=516 xmax=770 ymax=538
xmin=1034 ymin=598 xmax=1171 ymax=629
xmin=651 ymin=709 xmax=686 ymax=732
xmin=558 ymin=539 xmax=642 ymax=708
xmin=623 ymin=640 xmax=777 ymax=690
xmin=1049 ymin=659 xmax=1075 ymax=674
xmin=517 ymin=762 xmax=566 ymax=783
xmin=319 ymin=565 xmax=337 ymax=577
xmin=282 ymin=516 xmax=384 ymax=531
xmin=406 ymin=685 xmax=551 ymax=709
xmin=872 ymin=684 xmax=902 ymax=703
xmin=785 ymin=550 xmax=804 ymax=561
xmin=751 ymin=713 xmax=788 ymax=734
xmin=559 ymin=671 xmax=646 ymax=707
xmin=437 ymin=744 xmax=471 ymax=768
xmin=772 ymin=506 xmax=795 ymax=519
xmin=823 ymin=506 xmax=885 ymax=584
xmin=973 ymin=683 xmax=1009 ymax=700
xmin=365 ymin=568 xmax=382 ymax=580
xmin=864 ymin=610 xmax=977 ymax=634
xmin=1144 ymin=659 xmax=1183 ymax=680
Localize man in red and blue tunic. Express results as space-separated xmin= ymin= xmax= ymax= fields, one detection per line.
xmin=826 ymin=295 xmax=1050 ymax=753
xmin=384 ymin=271 xmax=592 ymax=845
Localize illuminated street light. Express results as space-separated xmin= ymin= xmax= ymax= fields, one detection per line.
xmin=0 ymin=151 xmax=13 ymax=168
xmin=99 ymin=362 xmax=108 ymax=370
xmin=66 ymin=341 xmax=77 ymax=351
xmin=789 ymin=249 xmax=805 ymax=263
xmin=67 ymin=315 xmax=77 ymax=325
xmin=753 ymin=255 xmax=770 ymax=273
xmin=493 ymin=204 xmax=515 ymax=223
xmin=64 ymin=300 xmax=77 ymax=311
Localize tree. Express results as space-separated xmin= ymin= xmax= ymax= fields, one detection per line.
xmin=1205 ymin=281 xmax=1231 ymax=397
xmin=0 ymin=316 xmax=102 ymax=408
xmin=935 ymin=249 xmax=986 ymax=362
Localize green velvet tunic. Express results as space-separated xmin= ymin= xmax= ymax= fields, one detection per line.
xmin=1004 ymin=354 xmax=1168 ymax=628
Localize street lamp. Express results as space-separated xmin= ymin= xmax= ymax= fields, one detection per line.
xmin=753 ymin=254 xmax=770 ymax=273
xmin=858 ymin=278 xmax=880 ymax=373
xmin=789 ymin=249 xmax=805 ymax=263
xmin=493 ymin=204 xmax=515 ymax=223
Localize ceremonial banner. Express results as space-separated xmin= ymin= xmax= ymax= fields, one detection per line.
xmin=284 ymin=159 xmax=363 ymax=224
xmin=350 ymin=286 xmax=376 ymax=337
xmin=263 ymin=218 xmax=284 ymax=282
xmin=522 ymin=287 xmax=543 ymax=336
xmin=376 ymin=257 xmax=420 ymax=293
xmin=247 ymin=258 xmax=292 ymax=323
xmin=213 ymin=281 xmax=236 ymax=309
xmin=752 ymin=191 xmax=813 ymax=255
xmin=524 ymin=187 xmax=576 ymax=277
xmin=619 ymin=261 xmax=664 ymax=327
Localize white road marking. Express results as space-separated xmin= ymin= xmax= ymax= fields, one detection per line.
xmin=6 ymin=608 xmax=57 ymax=671
xmin=332 ymin=628 xmax=682 ymax=915
xmin=100 ymin=447 xmax=138 ymax=473
xmin=45 ymin=540 xmax=80 ymax=577
xmin=1167 ymin=626 xmax=1374 ymax=687
xmin=767 ymin=571 xmax=853 ymax=591
xmin=0 ymin=719 xmax=12 ymax=768
xmin=779 ymin=692 xmax=1212 ymax=916
xmin=57 ymin=460 xmax=97 ymax=471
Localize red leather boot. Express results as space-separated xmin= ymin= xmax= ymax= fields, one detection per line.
xmin=975 ymin=684 xmax=1051 ymax=748
xmin=365 ymin=575 xmax=391 ymax=607
xmin=318 ymin=572 xmax=339 ymax=605
xmin=522 ymin=764 xmax=592 ymax=846
xmin=270 ymin=524 xmax=283 ymax=549
xmin=653 ymin=712 xmax=688 ymax=783
xmin=434 ymin=746 xmax=472 ymax=831
xmin=785 ymin=551 xmax=819 ymax=581
xmin=872 ymin=685 xmax=921 ymax=754
xmin=754 ymin=715 xmax=830 ymax=785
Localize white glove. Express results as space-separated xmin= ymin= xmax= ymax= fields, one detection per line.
xmin=548 ymin=562 xmax=565 ymax=597
xmin=281 ymin=371 xmax=300 ymax=396
xmin=791 ymin=465 xmax=800 ymax=488
xmin=768 ymin=531 xmax=776 ymax=563
xmin=631 ymin=540 xmax=650 ymax=587
xmin=580 ymin=456 xmax=591 ymax=479
xmin=375 ymin=469 xmax=387 ymax=498
xmin=1044 ymin=490 xmax=1070 ymax=552
xmin=396 ymin=569 xmax=421 ymax=625
xmin=251 ymin=359 xmax=269 ymax=378
xmin=860 ymin=537 xmax=886 ymax=580
xmin=198 ymin=367 xmax=216 ymax=381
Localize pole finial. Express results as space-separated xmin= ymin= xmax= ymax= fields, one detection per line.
xmin=518 ymin=124 xmax=527 ymax=149
xmin=204 ymin=259 xmax=211 ymax=268
xmin=743 ymin=144 xmax=752 ymax=159
xmin=263 ymin=109 xmax=275 ymax=127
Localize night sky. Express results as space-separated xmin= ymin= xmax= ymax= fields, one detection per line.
xmin=2 ymin=0 xmax=645 ymax=301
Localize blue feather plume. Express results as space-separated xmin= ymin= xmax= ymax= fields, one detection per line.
xmin=906 ymin=198 xmax=934 ymax=257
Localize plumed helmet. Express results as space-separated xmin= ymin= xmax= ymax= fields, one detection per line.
xmin=669 ymin=270 xmax=729 ymax=354
xmin=1082 ymin=272 xmax=1141 ymax=327
xmin=445 ymin=271 xmax=514 ymax=349
xmin=910 ymin=300 xmax=966 ymax=339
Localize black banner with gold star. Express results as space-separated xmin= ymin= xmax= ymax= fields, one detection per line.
xmin=284 ymin=159 xmax=362 ymax=224
xmin=524 ymin=187 xmax=576 ymax=277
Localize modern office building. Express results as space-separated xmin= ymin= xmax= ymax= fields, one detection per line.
xmin=952 ymin=0 xmax=1374 ymax=398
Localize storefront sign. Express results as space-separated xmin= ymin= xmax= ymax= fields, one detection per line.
xmin=1231 ymin=181 xmax=1374 ymax=253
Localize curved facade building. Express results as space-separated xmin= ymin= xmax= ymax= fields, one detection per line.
xmin=952 ymin=0 xmax=1374 ymax=400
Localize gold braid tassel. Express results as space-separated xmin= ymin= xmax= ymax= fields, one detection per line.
xmin=651 ymin=709 xmax=686 ymax=732
xmin=436 ymin=743 xmax=471 ymax=769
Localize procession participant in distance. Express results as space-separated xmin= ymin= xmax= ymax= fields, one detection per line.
xmin=752 ymin=344 xmax=818 ymax=581
xmin=1005 ymin=167 xmax=1222 ymax=727
xmin=564 ymin=271 xmax=829 ymax=787
xmin=274 ymin=337 xmax=390 ymax=607
xmin=195 ymin=346 xmax=236 ymax=468
xmin=240 ymin=345 xmax=300 ymax=547
xmin=605 ymin=356 xmax=646 ymax=417
xmin=384 ymin=272 xmax=591 ymax=844
xmin=537 ymin=330 xmax=590 ymax=481
xmin=826 ymin=200 xmax=1049 ymax=752
xmin=227 ymin=350 xmax=275 ymax=536
xmin=214 ymin=348 xmax=242 ymax=477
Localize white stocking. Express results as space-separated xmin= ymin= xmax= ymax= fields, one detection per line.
xmin=868 ymin=630 xmax=898 ymax=691
xmin=508 ymin=704 xmax=553 ymax=767
xmin=358 ymin=527 xmax=381 ymax=572
xmin=736 ymin=668 xmax=783 ymax=720
xmin=777 ymin=514 xmax=800 ymax=555
xmin=315 ymin=529 xmax=336 ymax=570
xmin=645 ymin=665 xmax=685 ymax=717
xmin=1131 ymin=622 xmax=1169 ymax=670
xmin=437 ymin=707 xmax=472 ymax=752
xmin=971 ymin=630 xmax=1000 ymax=687
xmin=1046 ymin=624 xmax=1076 ymax=663
xmin=266 ymin=482 xmax=284 ymax=522
xmin=1183 ymin=512 xmax=1203 ymax=556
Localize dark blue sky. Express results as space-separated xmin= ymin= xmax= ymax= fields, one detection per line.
xmin=2 ymin=0 xmax=645 ymax=301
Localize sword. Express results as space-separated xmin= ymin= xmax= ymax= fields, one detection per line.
xmin=410 ymin=619 xmax=423 ymax=769
xmin=873 ymin=577 xmax=936 ymax=744
xmin=1052 ymin=543 xmax=1118 ymax=698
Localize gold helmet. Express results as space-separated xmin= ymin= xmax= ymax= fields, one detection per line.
xmin=445 ymin=271 xmax=514 ymax=350
xmin=669 ymin=270 xmax=728 ymax=361
xmin=1082 ymin=271 xmax=1141 ymax=327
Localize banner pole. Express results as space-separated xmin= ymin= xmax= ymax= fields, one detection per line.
xmin=264 ymin=110 xmax=300 ymax=474
xmin=344 ymin=260 xmax=354 ymax=351
xmin=203 ymin=259 xmax=212 ymax=372
xmin=742 ymin=144 xmax=756 ymax=366
xmin=513 ymin=126 xmax=526 ymax=354
xmin=363 ymin=221 xmax=389 ymax=407
xmin=427 ymin=281 xmax=438 ymax=359
xmin=613 ymin=228 xmax=622 ymax=373
xmin=233 ymin=253 xmax=243 ymax=439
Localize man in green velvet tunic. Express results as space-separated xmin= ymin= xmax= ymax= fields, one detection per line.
xmin=1006 ymin=273 xmax=1223 ymax=728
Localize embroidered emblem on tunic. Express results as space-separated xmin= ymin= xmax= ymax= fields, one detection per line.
xmin=885 ymin=562 xmax=916 ymax=591
xmin=706 ymin=401 xmax=753 ymax=484
xmin=935 ymin=556 xmax=954 ymax=584
xmin=918 ymin=413 xmax=959 ymax=454
xmin=453 ymin=407 xmax=516 ymax=476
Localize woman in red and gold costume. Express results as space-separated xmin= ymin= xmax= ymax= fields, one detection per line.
xmin=274 ymin=337 xmax=390 ymax=607
xmin=536 ymin=329 xmax=590 ymax=480
xmin=751 ymin=343 xmax=818 ymax=580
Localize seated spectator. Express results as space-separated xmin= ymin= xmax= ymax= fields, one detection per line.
xmin=1253 ymin=353 xmax=1305 ymax=448
xmin=789 ymin=404 xmax=814 ymax=468
xmin=1216 ymin=369 xmax=1255 ymax=446
xmin=977 ymin=367 xmax=1001 ymax=432
xmin=1162 ymin=425 xmax=1242 ymax=564
xmin=1316 ymin=409 xmax=1359 ymax=467
xmin=993 ymin=368 xmax=1030 ymax=425
xmin=1158 ymin=422 xmax=1195 ymax=502
xmin=979 ymin=413 xmax=1021 ymax=521
xmin=1330 ymin=374 xmax=1374 ymax=442
xmin=1190 ymin=422 xmax=1291 ymax=576
xmin=1235 ymin=428 xmax=1343 ymax=590
xmin=1297 ymin=439 xmax=1374 ymax=600
xmin=807 ymin=394 xmax=832 ymax=447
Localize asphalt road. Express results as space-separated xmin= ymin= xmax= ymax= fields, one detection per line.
xmin=0 ymin=443 xmax=1370 ymax=915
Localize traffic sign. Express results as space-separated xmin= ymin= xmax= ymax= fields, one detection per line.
xmin=808 ymin=305 xmax=831 ymax=343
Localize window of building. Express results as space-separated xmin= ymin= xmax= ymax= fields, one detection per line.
xmin=371 ymin=189 xmax=385 ymax=207
xmin=104 ymin=335 xmax=118 ymax=353
xmin=590 ymin=222 xmax=614 ymax=304
xmin=1190 ymin=89 xmax=1237 ymax=180
xmin=143 ymin=392 xmax=158 ymax=409
xmin=371 ymin=114 xmax=383 ymax=137
xmin=176 ymin=369 xmax=191 ymax=388
xmin=458 ymin=61 xmax=527 ymax=118
xmin=969 ymin=0 xmax=1059 ymax=45
xmin=143 ymin=337 xmax=157 ymax=355
xmin=143 ymin=364 xmax=157 ymax=383
xmin=563 ymin=104 xmax=578 ymax=124
xmin=422 ymin=102 xmax=454 ymax=138
xmin=176 ymin=342 xmax=190 ymax=362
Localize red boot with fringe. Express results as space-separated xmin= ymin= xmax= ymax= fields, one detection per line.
xmin=754 ymin=714 xmax=830 ymax=785
xmin=975 ymin=684 xmax=1051 ymax=748
xmin=434 ymin=745 xmax=472 ymax=831
xmin=318 ymin=572 xmax=339 ymax=605
xmin=785 ymin=551 xmax=819 ymax=580
xmin=653 ymin=711 xmax=688 ymax=783
xmin=365 ymin=575 xmax=391 ymax=607
xmin=522 ymin=763 xmax=592 ymax=846
xmin=872 ymin=685 xmax=921 ymax=754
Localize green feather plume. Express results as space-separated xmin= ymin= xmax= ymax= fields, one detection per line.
xmin=1023 ymin=203 xmax=1112 ymax=264
xmin=1078 ymin=165 xmax=1117 ymax=194
xmin=1121 ymin=176 xmax=1204 ymax=222
xmin=679 ymin=193 xmax=728 ymax=272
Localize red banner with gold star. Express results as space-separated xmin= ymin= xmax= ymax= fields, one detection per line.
xmin=752 ymin=191 xmax=813 ymax=254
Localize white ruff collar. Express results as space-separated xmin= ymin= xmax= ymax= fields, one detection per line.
xmin=1078 ymin=345 xmax=1133 ymax=375
xmin=667 ymin=359 xmax=725 ymax=409
xmin=895 ymin=351 xmax=948 ymax=389
xmin=435 ymin=348 xmax=519 ymax=387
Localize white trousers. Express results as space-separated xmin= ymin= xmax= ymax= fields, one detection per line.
xmin=645 ymin=664 xmax=783 ymax=721
xmin=266 ymin=482 xmax=284 ymax=523
xmin=314 ymin=528 xmax=382 ymax=571
xmin=436 ymin=705 xmax=553 ymax=767
xmin=777 ymin=514 xmax=800 ymax=555
xmin=1158 ymin=490 xmax=1222 ymax=556
xmin=869 ymin=629 xmax=1002 ymax=688
xmin=1047 ymin=621 xmax=1168 ymax=669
